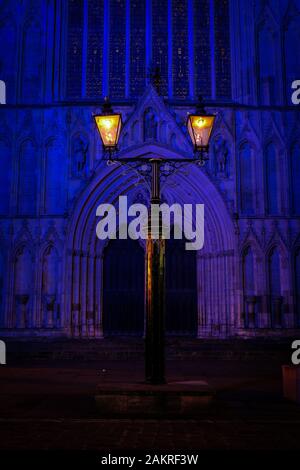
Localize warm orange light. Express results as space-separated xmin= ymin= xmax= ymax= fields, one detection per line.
xmin=187 ymin=114 xmax=215 ymax=150
xmin=195 ymin=117 xmax=206 ymax=128
xmin=94 ymin=113 xmax=122 ymax=148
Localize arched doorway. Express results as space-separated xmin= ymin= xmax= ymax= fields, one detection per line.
xmin=103 ymin=239 xmax=144 ymax=336
xmin=66 ymin=145 xmax=236 ymax=338
xmin=103 ymin=237 xmax=197 ymax=336
xmin=165 ymin=237 xmax=198 ymax=336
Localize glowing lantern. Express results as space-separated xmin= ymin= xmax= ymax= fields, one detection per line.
xmin=94 ymin=97 xmax=122 ymax=152
xmin=187 ymin=98 xmax=216 ymax=157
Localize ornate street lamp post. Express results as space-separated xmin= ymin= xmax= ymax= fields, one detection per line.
xmin=94 ymin=96 xmax=215 ymax=384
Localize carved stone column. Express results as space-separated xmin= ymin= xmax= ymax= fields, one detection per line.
xmin=95 ymin=254 xmax=104 ymax=338
xmin=87 ymin=255 xmax=95 ymax=337
xmin=71 ymin=252 xmax=81 ymax=337
xmin=80 ymin=253 xmax=88 ymax=337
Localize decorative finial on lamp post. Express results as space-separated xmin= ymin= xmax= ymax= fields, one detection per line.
xmin=196 ymin=95 xmax=206 ymax=114
xmin=102 ymin=96 xmax=113 ymax=114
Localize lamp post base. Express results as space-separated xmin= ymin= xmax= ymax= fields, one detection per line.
xmin=145 ymin=237 xmax=165 ymax=385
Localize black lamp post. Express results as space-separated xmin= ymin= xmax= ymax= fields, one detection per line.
xmin=94 ymin=96 xmax=215 ymax=384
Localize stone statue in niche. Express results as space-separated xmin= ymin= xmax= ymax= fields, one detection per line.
xmin=213 ymin=136 xmax=230 ymax=176
xmin=72 ymin=135 xmax=89 ymax=177
xmin=144 ymin=108 xmax=158 ymax=141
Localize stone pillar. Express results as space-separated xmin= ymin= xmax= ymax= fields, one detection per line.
xmin=229 ymin=252 xmax=238 ymax=333
xmin=71 ymin=252 xmax=81 ymax=337
xmin=95 ymin=254 xmax=104 ymax=338
xmin=219 ymin=255 xmax=228 ymax=337
xmin=63 ymin=251 xmax=72 ymax=336
xmin=197 ymin=254 xmax=205 ymax=337
xmin=206 ymin=255 xmax=213 ymax=336
xmin=80 ymin=253 xmax=88 ymax=337
xmin=197 ymin=254 xmax=212 ymax=338
xmin=87 ymin=254 xmax=95 ymax=337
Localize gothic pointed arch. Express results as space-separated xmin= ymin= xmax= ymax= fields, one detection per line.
xmin=121 ymin=85 xmax=191 ymax=155
xmin=65 ymin=140 xmax=237 ymax=337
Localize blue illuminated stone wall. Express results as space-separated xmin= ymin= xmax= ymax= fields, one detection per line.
xmin=0 ymin=0 xmax=299 ymax=337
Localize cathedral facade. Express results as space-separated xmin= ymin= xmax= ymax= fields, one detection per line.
xmin=0 ymin=0 xmax=299 ymax=338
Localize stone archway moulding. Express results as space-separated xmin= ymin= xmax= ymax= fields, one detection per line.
xmin=64 ymin=143 xmax=238 ymax=338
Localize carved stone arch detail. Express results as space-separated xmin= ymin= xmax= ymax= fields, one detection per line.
xmin=238 ymin=130 xmax=261 ymax=155
xmin=240 ymin=230 xmax=263 ymax=258
xmin=64 ymin=143 xmax=237 ymax=338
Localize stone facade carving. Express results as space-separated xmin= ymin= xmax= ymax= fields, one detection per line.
xmin=0 ymin=0 xmax=299 ymax=338
xmin=71 ymin=134 xmax=89 ymax=178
